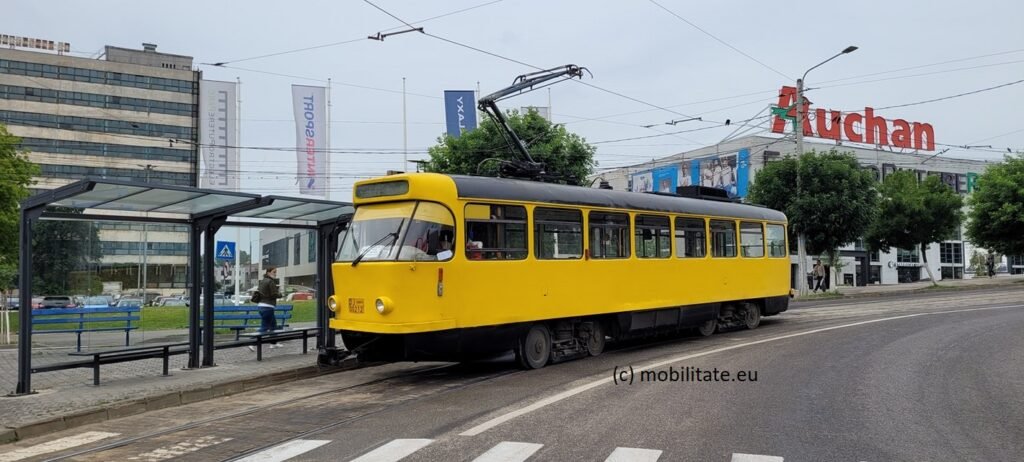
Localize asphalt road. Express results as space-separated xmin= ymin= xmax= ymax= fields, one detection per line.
xmin=6 ymin=286 xmax=1023 ymax=462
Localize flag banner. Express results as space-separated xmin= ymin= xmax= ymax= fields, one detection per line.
xmin=444 ymin=90 xmax=477 ymax=138
xmin=199 ymin=80 xmax=238 ymax=191
xmin=292 ymin=85 xmax=327 ymax=197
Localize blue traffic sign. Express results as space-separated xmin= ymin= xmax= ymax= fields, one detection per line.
xmin=215 ymin=241 xmax=236 ymax=260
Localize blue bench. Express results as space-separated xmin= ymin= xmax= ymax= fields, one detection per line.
xmin=209 ymin=305 xmax=293 ymax=339
xmin=31 ymin=305 xmax=141 ymax=352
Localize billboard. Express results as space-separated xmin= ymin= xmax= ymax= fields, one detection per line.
xmin=689 ymin=149 xmax=750 ymax=198
xmin=292 ymin=85 xmax=327 ymax=197
xmin=199 ymin=80 xmax=239 ymax=191
xmin=651 ymin=166 xmax=678 ymax=193
xmin=444 ymin=90 xmax=477 ymax=138
xmin=631 ymin=171 xmax=654 ymax=193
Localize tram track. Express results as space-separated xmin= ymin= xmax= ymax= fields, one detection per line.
xmin=43 ymin=362 xmax=523 ymax=461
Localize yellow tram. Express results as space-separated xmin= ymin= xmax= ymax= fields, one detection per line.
xmin=327 ymin=173 xmax=790 ymax=368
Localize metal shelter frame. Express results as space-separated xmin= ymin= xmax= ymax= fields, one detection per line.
xmin=16 ymin=179 xmax=352 ymax=395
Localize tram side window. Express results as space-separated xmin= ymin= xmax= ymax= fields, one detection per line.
xmin=710 ymin=220 xmax=737 ymax=257
xmin=534 ymin=208 xmax=583 ymax=259
xmin=464 ymin=204 xmax=528 ymax=260
xmin=766 ymin=224 xmax=787 ymax=257
xmin=674 ymin=217 xmax=706 ymax=258
xmin=740 ymin=222 xmax=765 ymax=258
xmin=635 ymin=215 xmax=671 ymax=258
xmin=589 ymin=212 xmax=630 ymax=259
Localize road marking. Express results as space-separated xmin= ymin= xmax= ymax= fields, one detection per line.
xmin=731 ymin=454 xmax=784 ymax=462
xmin=459 ymin=304 xmax=1024 ymax=436
xmin=127 ymin=435 xmax=233 ymax=461
xmin=235 ymin=439 xmax=331 ymax=462
xmin=350 ymin=439 xmax=433 ymax=462
xmin=605 ymin=447 xmax=662 ymax=461
xmin=0 ymin=431 xmax=120 ymax=461
xmin=471 ymin=441 xmax=543 ymax=461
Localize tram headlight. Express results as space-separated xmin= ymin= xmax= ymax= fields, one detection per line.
xmin=375 ymin=297 xmax=392 ymax=315
xmin=327 ymin=296 xmax=338 ymax=312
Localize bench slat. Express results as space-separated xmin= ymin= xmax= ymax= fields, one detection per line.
xmin=33 ymin=316 xmax=141 ymax=325
xmin=36 ymin=327 xmax=139 ymax=334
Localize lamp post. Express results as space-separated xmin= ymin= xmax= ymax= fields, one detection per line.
xmin=794 ymin=45 xmax=857 ymax=296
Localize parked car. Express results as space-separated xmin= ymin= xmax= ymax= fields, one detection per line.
xmin=116 ymin=297 xmax=144 ymax=307
xmin=40 ymin=296 xmax=76 ymax=309
xmin=2 ymin=296 xmax=18 ymax=310
xmin=79 ymin=296 xmax=114 ymax=307
xmin=158 ymin=298 xmax=187 ymax=307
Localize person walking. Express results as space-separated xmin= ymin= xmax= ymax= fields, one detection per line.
xmin=813 ymin=259 xmax=826 ymax=293
xmin=249 ymin=266 xmax=283 ymax=351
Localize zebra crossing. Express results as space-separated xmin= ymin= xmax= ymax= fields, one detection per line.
xmin=0 ymin=432 xmax=790 ymax=462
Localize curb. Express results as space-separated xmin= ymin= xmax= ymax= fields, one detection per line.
xmin=3 ymin=357 xmax=362 ymax=445
xmin=792 ymin=279 xmax=1022 ymax=303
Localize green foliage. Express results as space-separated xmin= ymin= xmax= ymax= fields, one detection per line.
xmin=864 ymin=170 xmax=964 ymax=252
xmin=747 ymin=149 xmax=878 ymax=257
xmin=424 ymin=109 xmax=597 ymax=185
xmin=966 ymin=154 xmax=1024 ymax=255
xmin=32 ymin=207 xmax=102 ymax=295
xmin=0 ymin=124 xmax=40 ymax=290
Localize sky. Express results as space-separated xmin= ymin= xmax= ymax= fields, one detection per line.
xmin=11 ymin=0 xmax=1024 ymax=202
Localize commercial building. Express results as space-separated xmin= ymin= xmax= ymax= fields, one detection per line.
xmin=1 ymin=41 xmax=200 ymax=295
xmin=596 ymin=134 xmax=1015 ymax=286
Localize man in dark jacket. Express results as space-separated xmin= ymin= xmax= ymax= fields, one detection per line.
xmin=251 ymin=266 xmax=283 ymax=351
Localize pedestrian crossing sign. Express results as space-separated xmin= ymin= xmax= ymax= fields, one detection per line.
xmin=215 ymin=241 xmax=235 ymax=260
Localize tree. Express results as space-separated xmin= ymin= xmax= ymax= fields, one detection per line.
xmin=864 ymin=170 xmax=964 ymax=286
xmin=747 ymin=149 xmax=878 ymax=290
xmin=423 ymin=109 xmax=597 ymax=185
xmin=0 ymin=124 xmax=40 ymax=305
xmin=966 ymin=153 xmax=1024 ymax=256
xmin=32 ymin=207 xmax=102 ymax=295
xmin=239 ymin=250 xmax=251 ymax=265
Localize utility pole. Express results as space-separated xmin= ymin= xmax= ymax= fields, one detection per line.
xmin=140 ymin=164 xmax=154 ymax=302
xmin=402 ymin=77 xmax=407 ymax=172
xmin=794 ymin=46 xmax=857 ymax=296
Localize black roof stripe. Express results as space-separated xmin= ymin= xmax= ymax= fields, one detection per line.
xmin=449 ymin=175 xmax=787 ymax=222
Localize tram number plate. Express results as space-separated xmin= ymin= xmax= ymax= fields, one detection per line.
xmin=348 ymin=298 xmax=364 ymax=313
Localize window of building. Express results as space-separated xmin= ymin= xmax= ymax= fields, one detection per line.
xmin=0 ymin=59 xmax=195 ymax=93
xmin=674 ymin=217 xmax=706 ymax=258
xmin=466 ymin=204 xmax=527 ymax=260
xmin=308 ymin=231 xmax=316 ymax=263
xmin=939 ymin=242 xmax=963 ymax=264
xmin=635 ymin=215 xmax=671 ymax=258
xmin=710 ymin=220 xmax=737 ymax=257
xmin=941 ymin=266 xmax=964 ymax=280
xmin=0 ymin=110 xmax=195 ymax=139
xmin=589 ymin=212 xmax=630 ymax=259
xmin=740 ymin=222 xmax=765 ymax=258
xmin=293 ymin=233 xmax=301 ymax=266
xmin=897 ymin=247 xmax=920 ymax=263
xmin=534 ymin=208 xmax=583 ymax=259
xmin=766 ymin=224 xmax=786 ymax=257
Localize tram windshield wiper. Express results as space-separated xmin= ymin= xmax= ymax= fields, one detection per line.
xmin=351 ymin=231 xmax=398 ymax=267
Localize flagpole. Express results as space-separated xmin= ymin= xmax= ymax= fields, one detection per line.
xmin=234 ymin=77 xmax=241 ymax=304
xmin=326 ymin=78 xmax=332 ymax=201
xmin=402 ymin=77 xmax=408 ymax=172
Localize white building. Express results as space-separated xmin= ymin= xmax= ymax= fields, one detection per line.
xmin=1 ymin=42 xmax=200 ymax=294
xmin=595 ymin=134 xmax=1016 ymax=287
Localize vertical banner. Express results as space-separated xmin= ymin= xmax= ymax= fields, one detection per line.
xmin=444 ymin=90 xmax=477 ymax=138
xmin=199 ymin=80 xmax=238 ymax=191
xmin=292 ymin=85 xmax=327 ymax=197
xmin=736 ymin=149 xmax=750 ymax=198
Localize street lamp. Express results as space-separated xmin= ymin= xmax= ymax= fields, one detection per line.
xmin=794 ymin=46 xmax=857 ymax=296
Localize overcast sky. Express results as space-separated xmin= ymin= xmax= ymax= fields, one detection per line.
xmin=13 ymin=0 xmax=1024 ymax=201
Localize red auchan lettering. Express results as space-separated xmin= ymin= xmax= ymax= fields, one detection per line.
xmin=771 ymin=86 xmax=935 ymax=151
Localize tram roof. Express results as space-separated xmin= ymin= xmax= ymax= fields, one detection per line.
xmin=449 ymin=175 xmax=787 ymax=222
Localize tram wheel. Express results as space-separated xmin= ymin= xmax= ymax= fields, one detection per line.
xmin=696 ymin=318 xmax=717 ymax=337
xmin=742 ymin=303 xmax=761 ymax=330
xmin=586 ymin=321 xmax=606 ymax=357
xmin=517 ymin=324 xmax=552 ymax=369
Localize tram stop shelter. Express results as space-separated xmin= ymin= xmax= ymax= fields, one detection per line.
xmin=15 ymin=179 xmax=353 ymax=395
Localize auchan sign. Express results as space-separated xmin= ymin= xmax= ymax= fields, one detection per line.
xmin=771 ymin=86 xmax=935 ymax=151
